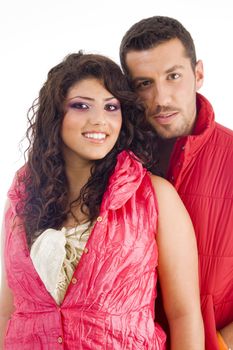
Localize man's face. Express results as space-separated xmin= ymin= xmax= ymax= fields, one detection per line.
xmin=125 ymin=38 xmax=204 ymax=139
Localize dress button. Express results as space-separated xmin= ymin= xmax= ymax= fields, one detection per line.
xmin=57 ymin=336 xmax=63 ymax=344
xmin=181 ymin=145 xmax=185 ymax=151
xmin=84 ymin=247 xmax=89 ymax=253
xmin=71 ymin=277 xmax=77 ymax=284
xmin=97 ymin=216 xmax=102 ymax=222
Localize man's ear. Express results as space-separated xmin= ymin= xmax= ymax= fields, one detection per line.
xmin=195 ymin=60 xmax=204 ymax=91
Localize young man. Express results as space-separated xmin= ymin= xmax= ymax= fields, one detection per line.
xmin=120 ymin=16 xmax=233 ymax=350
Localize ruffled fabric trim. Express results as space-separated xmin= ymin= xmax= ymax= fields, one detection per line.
xmin=30 ymin=222 xmax=90 ymax=305
xmin=103 ymin=151 xmax=146 ymax=210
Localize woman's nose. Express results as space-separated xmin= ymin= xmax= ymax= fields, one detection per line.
xmin=88 ymin=109 xmax=107 ymax=125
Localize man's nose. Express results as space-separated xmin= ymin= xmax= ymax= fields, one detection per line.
xmin=153 ymin=83 xmax=171 ymax=107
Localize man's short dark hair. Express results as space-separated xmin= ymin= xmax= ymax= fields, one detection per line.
xmin=120 ymin=16 xmax=197 ymax=74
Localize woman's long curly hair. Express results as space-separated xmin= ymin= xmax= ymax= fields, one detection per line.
xmin=16 ymin=51 xmax=159 ymax=246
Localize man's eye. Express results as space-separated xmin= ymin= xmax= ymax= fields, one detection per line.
xmin=167 ymin=73 xmax=180 ymax=80
xmin=70 ymin=102 xmax=89 ymax=109
xmin=135 ymin=80 xmax=152 ymax=89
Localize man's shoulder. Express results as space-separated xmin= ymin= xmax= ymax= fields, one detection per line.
xmin=210 ymin=122 xmax=233 ymax=149
xmin=214 ymin=122 xmax=233 ymax=138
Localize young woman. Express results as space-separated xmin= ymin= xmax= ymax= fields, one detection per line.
xmin=0 ymin=52 xmax=204 ymax=349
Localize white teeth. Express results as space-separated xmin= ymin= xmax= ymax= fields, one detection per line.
xmin=83 ymin=133 xmax=106 ymax=140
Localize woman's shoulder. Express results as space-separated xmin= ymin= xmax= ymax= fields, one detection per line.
xmin=149 ymin=174 xmax=175 ymax=192
xmin=7 ymin=165 xmax=28 ymax=208
xmin=149 ymin=174 xmax=193 ymax=227
xmin=149 ymin=174 xmax=182 ymax=207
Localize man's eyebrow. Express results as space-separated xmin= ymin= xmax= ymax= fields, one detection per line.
xmin=132 ymin=77 xmax=152 ymax=83
xmin=132 ymin=65 xmax=185 ymax=83
xmin=165 ymin=65 xmax=184 ymax=73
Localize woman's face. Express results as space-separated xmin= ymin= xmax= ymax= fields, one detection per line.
xmin=61 ymin=78 xmax=122 ymax=166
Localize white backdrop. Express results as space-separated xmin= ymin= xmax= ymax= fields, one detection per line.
xmin=0 ymin=0 xmax=233 ymax=230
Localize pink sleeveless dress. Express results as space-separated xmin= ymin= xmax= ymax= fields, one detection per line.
xmin=4 ymin=150 xmax=166 ymax=349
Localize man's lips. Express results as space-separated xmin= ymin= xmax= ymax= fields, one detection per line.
xmin=151 ymin=112 xmax=179 ymax=125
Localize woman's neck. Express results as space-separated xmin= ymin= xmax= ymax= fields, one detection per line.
xmin=64 ymin=155 xmax=93 ymax=200
xmin=64 ymin=159 xmax=93 ymax=226
xmin=66 ymin=165 xmax=91 ymax=202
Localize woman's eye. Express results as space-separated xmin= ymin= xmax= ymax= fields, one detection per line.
xmin=70 ymin=102 xmax=89 ymax=109
xmin=105 ymin=104 xmax=120 ymax=111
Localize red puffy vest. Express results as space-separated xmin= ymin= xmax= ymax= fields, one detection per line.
xmin=168 ymin=93 xmax=233 ymax=350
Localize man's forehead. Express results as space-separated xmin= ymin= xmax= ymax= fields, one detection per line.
xmin=126 ymin=39 xmax=187 ymax=62
xmin=125 ymin=41 xmax=191 ymax=77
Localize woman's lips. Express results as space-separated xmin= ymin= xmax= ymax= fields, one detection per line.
xmin=82 ymin=132 xmax=108 ymax=144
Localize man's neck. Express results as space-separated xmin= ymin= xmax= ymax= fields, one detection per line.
xmin=157 ymin=137 xmax=177 ymax=177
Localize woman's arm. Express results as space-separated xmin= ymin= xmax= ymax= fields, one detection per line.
xmin=151 ymin=175 xmax=204 ymax=350
xmin=218 ymin=322 xmax=233 ymax=349
xmin=0 ymin=200 xmax=15 ymax=349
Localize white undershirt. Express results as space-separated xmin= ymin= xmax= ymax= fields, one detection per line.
xmin=30 ymin=222 xmax=91 ymax=305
